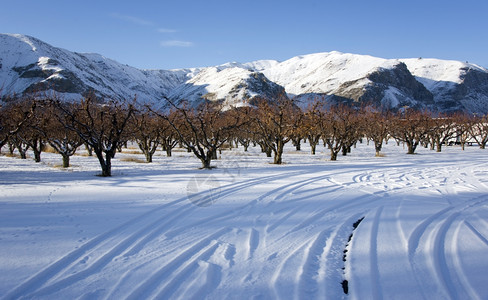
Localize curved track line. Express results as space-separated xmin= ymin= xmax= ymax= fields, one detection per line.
xmin=452 ymin=221 xmax=481 ymax=300
xmin=270 ymin=238 xmax=313 ymax=300
xmin=465 ymin=221 xmax=488 ymax=247
xmin=297 ymin=229 xmax=331 ymax=299
xmin=5 ymin=170 xmax=308 ymax=299
xmin=125 ymin=227 xmax=231 ymax=300
xmin=369 ymin=206 xmax=383 ymax=300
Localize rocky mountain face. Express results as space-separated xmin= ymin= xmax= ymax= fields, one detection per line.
xmin=1 ymin=33 xmax=488 ymax=113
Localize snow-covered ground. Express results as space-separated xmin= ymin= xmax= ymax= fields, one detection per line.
xmin=1 ymin=141 xmax=488 ymax=299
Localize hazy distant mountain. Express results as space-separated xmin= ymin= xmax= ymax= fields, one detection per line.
xmin=1 ymin=33 xmax=488 ymax=113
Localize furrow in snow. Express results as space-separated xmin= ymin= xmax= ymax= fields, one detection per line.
xmin=125 ymin=227 xmax=231 ymax=300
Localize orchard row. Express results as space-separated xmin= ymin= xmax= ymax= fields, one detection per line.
xmin=1 ymin=95 xmax=486 ymax=176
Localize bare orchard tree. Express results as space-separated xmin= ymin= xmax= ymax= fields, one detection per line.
xmin=390 ymin=109 xmax=432 ymax=154
xmin=303 ymin=102 xmax=323 ymax=155
xmin=129 ymin=107 xmax=160 ymax=163
xmin=14 ymin=100 xmax=49 ymax=162
xmin=318 ymin=104 xmax=361 ymax=161
xmin=468 ymin=114 xmax=488 ymax=149
xmin=250 ymin=96 xmax=302 ymax=164
xmin=426 ymin=113 xmax=458 ymax=152
xmin=154 ymin=99 xmax=245 ymax=169
xmin=0 ymin=98 xmax=36 ymax=155
xmin=159 ymin=110 xmax=180 ymax=157
xmin=362 ymin=108 xmax=391 ymax=157
xmin=52 ymin=96 xmax=136 ymax=176
xmin=43 ymin=103 xmax=83 ymax=167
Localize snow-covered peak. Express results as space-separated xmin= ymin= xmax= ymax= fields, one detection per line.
xmin=401 ymin=57 xmax=487 ymax=88
xmin=0 ymin=33 xmax=191 ymax=103
xmin=261 ymin=51 xmax=401 ymax=96
xmin=168 ymin=66 xmax=285 ymax=107
xmin=2 ymin=33 xmax=488 ymax=113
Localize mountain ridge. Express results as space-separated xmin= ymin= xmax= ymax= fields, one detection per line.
xmin=1 ymin=33 xmax=488 ymax=113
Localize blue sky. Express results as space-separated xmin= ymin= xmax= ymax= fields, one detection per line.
xmin=1 ymin=0 xmax=487 ymax=69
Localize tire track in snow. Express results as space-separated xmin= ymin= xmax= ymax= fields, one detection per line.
xmin=369 ymin=206 xmax=383 ymax=300
xmin=125 ymin=227 xmax=231 ymax=300
xmin=465 ymin=220 xmax=488 ymax=247
xmin=164 ymin=172 xmax=335 ymax=239
xmin=296 ymin=229 xmax=331 ymax=299
xmin=4 ymin=171 xmax=306 ymax=299
xmin=270 ymin=237 xmax=314 ymax=300
xmin=408 ymin=195 xmax=488 ymax=299
xmin=432 ymin=212 xmax=461 ymax=299
xmin=452 ymin=220 xmax=482 ymax=300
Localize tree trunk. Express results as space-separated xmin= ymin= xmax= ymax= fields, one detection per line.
xmin=406 ymin=141 xmax=418 ymax=154
xmin=8 ymin=142 xmax=15 ymax=155
xmin=33 ymin=148 xmax=41 ymax=163
xmin=16 ymin=143 xmax=28 ymax=159
xmin=95 ymin=150 xmax=112 ymax=177
xmin=145 ymin=152 xmax=153 ymax=163
xmin=265 ymin=147 xmax=272 ymax=157
xmin=311 ymin=143 xmax=317 ymax=155
xmin=62 ymin=154 xmax=70 ymax=168
xmin=200 ymin=152 xmax=213 ymax=169
xmin=374 ymin=141 xmax=383 ymax=157
xmin=85 ymin=143 xmax=93 ymax=156
xmin=102 ymin=155 xmax=112 ymax=177
xmin=273 ymin=141 xmax=284 ymax=164
xmin=330 ymin=150 xmax=338 ymax=161
xmin=166 ymin=148 xmax=172 ymax=157
xmin=292 ymin=137 xmax=301 ymax=151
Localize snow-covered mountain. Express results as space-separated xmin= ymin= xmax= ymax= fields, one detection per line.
xmin=257 ymin=52 xmax=434 ymax=109
xmin=0 ymin=34 xmax=191 ymax=103
xmin=2 ymin=33 xmax=488 ymax=113
xmin=167 ymin=67 xmax=285 ymax=108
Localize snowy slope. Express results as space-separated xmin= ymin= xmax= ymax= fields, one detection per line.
xmin=401 ymin=58 xmax=488 ymax=112
xmin=2 ymin=33 xmax=488 ymax=112
xmin=261 ymin=51 xmax=398 ymax=96
xmin=167 ymin=66 xmax=285 ymax=107
xmin=0 ymin=34 xmax=191 ymax=103
xmin=1 ymin=142 xmax=488 ymax=299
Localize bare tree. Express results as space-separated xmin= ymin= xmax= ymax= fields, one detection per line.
xmin=426 ymin=114 xmax=458 ymax=152
xmin=250 ymin=97 xmax=301 ymax=164
xmin=15 ymin=100 xmax=48 ymax=162
xmin=318 ymin=104 xmax=360 ymax=161
xmin=468 ymin=114 xmax=488 ymax=149
xmin=390 ymin=109 xmax=432 ymax=154
xmin=362 ymin=109 xmax=391 ymax=157
xmin=154 ymin=99 xmax=245 ymax=169
xmin=303 ymin=102 xmax=323 ymax=155
xmin=159 ymin=111 xmax=180 ymax=157
xmin=52 ymin=96 xmax=136 ymax=176
xmin=130 ymin=107 xmax=160 ymax=163
xmin=0 ymin=98 xmax=36 ymax=154
xmin=43 ymin=103 xmax=83 ymax=167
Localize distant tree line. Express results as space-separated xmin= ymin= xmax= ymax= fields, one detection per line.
xmin=1 ymin=94 xmax=487 ymax=176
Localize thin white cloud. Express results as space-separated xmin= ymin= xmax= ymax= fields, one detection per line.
xmin=110 ymin=12 xmax=153 ymax=26
xmin=160 ymin=40 xmax=194 ymax=47
xmin=158 ymin=28 xmax=178 ymax=33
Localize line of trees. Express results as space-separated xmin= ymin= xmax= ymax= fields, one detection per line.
xmin=1 ymin=95 xmax=487 ymax=176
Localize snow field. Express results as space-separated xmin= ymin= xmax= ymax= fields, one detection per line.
xmin=1 ymin=142 xmax=488 ymax=299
